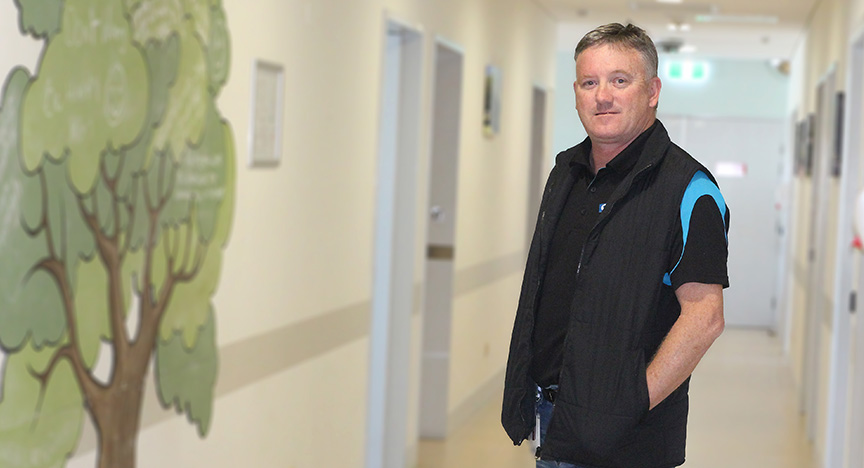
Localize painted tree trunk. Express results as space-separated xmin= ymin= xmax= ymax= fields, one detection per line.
xmin=94 ymin=353 xmax=151 ymax=468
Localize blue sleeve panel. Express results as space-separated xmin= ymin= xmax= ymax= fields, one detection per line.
xmin=663 ymin=171 xmax=728 ymax=286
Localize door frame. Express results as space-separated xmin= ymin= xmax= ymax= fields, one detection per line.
xmin=365 ymin=12 xmax=425 ymax=468
xmin=802 ymin=65 xmax=838 ymax=441
xmin=824 ymin=30 xmax=860 ymax=466
xmin=526 ymin=85 xmax=549 ymax=250
xmin=777 ymin=109 xmax=798 ymax=354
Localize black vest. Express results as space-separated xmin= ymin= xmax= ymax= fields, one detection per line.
xmin=502 ymin=121 xmax=715 ymax=468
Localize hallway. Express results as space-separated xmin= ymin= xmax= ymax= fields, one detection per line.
xmin=417 ymin=328 xmax=815 ymax=468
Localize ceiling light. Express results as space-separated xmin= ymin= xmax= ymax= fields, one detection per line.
xmin=696 ymin=14 xmax=779 ymax=24
xmin=657 ymin=0 xmax=683 ymax=3
xmin=667 ymin=21 xmax=692 ymax=32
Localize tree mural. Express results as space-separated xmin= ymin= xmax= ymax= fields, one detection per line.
xmin=0 ymin=0 xmax=235 ymax=466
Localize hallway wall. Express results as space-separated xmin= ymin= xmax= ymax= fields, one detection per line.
xmin=0 ymin=0 xmax=556 ymax=467
xmin=176 ymin=1 xmax=557 ymax=466
xmin=786 ymin=0 xmax=858 ymax=463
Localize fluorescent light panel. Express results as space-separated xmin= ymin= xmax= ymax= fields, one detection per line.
xmin=667 ymin=22 xmax=692 ymax=31
xmin=696 ymin=14 xmax=779 ymax=24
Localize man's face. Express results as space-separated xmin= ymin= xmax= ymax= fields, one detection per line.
xmin=573 ymin=44 xmax=661 ymax=148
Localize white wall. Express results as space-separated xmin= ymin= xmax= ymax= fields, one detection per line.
xmin=657 ymin=57 xmax=789 ymax=119
xmin=786 ymin=0 xmax=857 ymax=464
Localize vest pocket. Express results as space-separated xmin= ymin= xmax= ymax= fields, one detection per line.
xmin=545 ymin=347 xmax=650 ymax=461
xmin=544 ymin=398 xmax=641 ymax=462
xmin=614 ymin=349 xmax=650 ymax=420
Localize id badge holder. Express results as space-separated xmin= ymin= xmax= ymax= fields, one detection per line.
xmin=530 ymin=410 xmax=541 ymax=455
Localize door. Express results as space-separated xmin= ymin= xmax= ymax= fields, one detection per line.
xmin=418 ymin=39 xmax=464 ymax=439
xmin=802 ymin=69 xmax=838 ymax=441
xmin=660 ymin=114 xmax=784 ymax=328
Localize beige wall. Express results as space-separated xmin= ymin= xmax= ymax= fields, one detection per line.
xmin=0 ymin=0 xmax=555 ymax=466
xmin=787 ymin=0 xmax=860 ymax=463
xmin=789 ymin=0 xmax=848 ymax=119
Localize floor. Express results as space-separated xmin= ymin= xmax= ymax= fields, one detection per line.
xmin=417 ymin=328 xmax=816 ymax=468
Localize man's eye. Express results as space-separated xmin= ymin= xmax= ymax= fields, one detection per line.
xmin=583 ymin=80 xmax=596 ymax=87
xmin=615 ymin=78 xmax=627 ymax=85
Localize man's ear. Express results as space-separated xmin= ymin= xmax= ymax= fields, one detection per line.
xmin=648 ymin=77 xmax=662 ymax=107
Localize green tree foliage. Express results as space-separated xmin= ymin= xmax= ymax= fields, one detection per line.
xmin=0 ymin=0 xmax=235 ymax=466
xmin=15 ymin=0 xmax=63 ymax=39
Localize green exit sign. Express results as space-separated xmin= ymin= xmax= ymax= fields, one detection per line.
xmin=665 ymin=61 xmax=710 ymax=82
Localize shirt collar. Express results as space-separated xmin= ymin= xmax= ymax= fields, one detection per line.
xmin=569 ymin=120 xmax=659 ymax=175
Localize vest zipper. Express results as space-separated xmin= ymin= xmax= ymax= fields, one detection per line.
xmin=543 ymin=156 xmax=660 ymax=449
xmin=576 ymin=162 xmax=654 ymax=281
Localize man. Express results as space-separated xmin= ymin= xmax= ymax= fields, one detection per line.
xmin=502 ymin=23 xmax=729 ymax=468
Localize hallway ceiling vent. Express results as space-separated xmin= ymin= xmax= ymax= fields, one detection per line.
xmin=656 ymin=37 xmax=685 ymax=53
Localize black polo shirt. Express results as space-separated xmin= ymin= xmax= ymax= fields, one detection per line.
xmin=529 ymin=126 xmax=646 ymax=388
xmin=530 ymin=121 xmax=729 ymax=388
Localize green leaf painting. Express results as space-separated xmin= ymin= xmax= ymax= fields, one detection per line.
xmin=156 ymin=307 xmax=218 ymax=436
xmin=0 ymin=0 xmax=236 ymax=466
xmin=16 ymin=0 xmax=63 ymax=39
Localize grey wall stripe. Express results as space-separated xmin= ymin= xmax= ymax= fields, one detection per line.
xmin=74 ymin=251 xmax=524 ymax=454
xmin=76 ymin=301 xmax=373 ymax=454
xmin=454 ymin=251 xmax=524 ymax=296
xmin=215 ymin=301 xmax=371 ymax=395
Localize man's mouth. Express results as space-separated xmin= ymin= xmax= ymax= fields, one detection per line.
xmin=596 ymin=111 xmax=618 ymax=116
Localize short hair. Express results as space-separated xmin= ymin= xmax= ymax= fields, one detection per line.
xmin=574 ymin=23 xmax=658 ymax=79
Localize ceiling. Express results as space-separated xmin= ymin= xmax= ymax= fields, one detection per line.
xmin=539 ymin=0 xmax=821 ymax=59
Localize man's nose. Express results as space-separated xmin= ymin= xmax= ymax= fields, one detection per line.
xmin=595 ymin=83 xmax=613 ymax=105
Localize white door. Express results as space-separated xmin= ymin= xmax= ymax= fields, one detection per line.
xmin=660 ymin=115 xmax=784 ymax=328
xmin=418 ymin=39 xmax=464 ymax=439
xmin=803 ymin=70 xmax=838 ymax=441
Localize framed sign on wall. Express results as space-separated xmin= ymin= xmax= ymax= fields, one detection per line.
xmin=249 ymin=60 xmax=285 ymax=167
xmin=482 ymin=64 xmax=501 ymax=138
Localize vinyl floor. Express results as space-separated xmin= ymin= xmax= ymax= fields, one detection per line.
xmin=417 ymin=328 xmax=816 ymax=468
